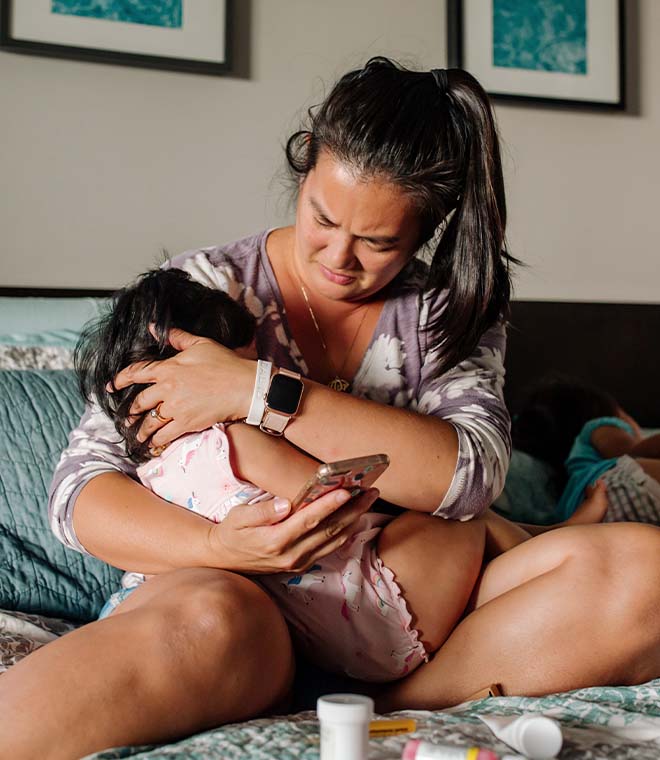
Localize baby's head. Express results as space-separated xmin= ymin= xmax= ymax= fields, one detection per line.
xmin=512 ymin=375 xmax=619 ymax=471
xmin=75 ymin=268 xmax=255 ymax=463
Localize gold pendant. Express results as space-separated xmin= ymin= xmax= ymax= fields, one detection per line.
xmin=329 ymin=376 xmax=350 ymax=392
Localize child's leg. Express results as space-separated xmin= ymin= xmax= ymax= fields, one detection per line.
xmin=376 ymin=508 xmax=535 ymax=654
xmin=520 ymin=479 xmax=609 ymax=535
xmin=636 ymin=457 xmax=660 ymax=484
xmin=377 ymin=484 xmax=612 ymax=656
xmin=376 ymin=512 xmax=487 ymax=652
xmin=376 ymin=523 xmax=660 ymax=711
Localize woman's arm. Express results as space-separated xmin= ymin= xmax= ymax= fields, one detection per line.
xmin=74 ymin=470 xmax=376 ymax=575
xmin=49 ymin=402 xmax=377 ymax=575
xmin=118 ymin=321 xmax=510 ymax=519
xmin=267 ymin=319 xmax=510 ymax=518
xmin=285 ymin=386 xmax=460 ymax=510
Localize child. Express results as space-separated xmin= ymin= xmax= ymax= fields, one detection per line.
xmin=76 ymin=268 xmax=431 ymax=681
xmin=513 ymin=376 xmax=660 ymax=524
xmin=76 ymin=270 xmax=587 ymax=682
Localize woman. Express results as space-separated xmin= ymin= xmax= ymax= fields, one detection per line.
xmin=2 ymin=59 xmax=659 ymax=760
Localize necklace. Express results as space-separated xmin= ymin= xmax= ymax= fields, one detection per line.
xmin=298 ymin=280 xmax=369 ymax=392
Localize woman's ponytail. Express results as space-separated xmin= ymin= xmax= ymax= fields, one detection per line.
xmin=427 ymin=69 xmax=514 ymax=372
xmin=285 ymin=58 xmax=517 ymax=373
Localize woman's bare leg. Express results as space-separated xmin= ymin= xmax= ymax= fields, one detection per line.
xmin=378 ymin=485 xmax=613 ymax=653
xmin=0 ymin=568 xmax=294 ymax=760
xmin=377 ymin=523 xmax=660 ymax=711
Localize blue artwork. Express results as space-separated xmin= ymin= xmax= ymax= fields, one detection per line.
xmin=493 ymin=0 xmax=587 ymax=74
xmin=51 ymin=1 xmax=183 ymax=29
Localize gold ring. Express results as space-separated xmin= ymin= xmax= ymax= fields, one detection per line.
xmin=325 ymin=522 xmax=342 ymax=539
xmin=149 ymin=403 xmax=172 ymax=423
xmin=149 ymin=443 xmax=170 ymax=458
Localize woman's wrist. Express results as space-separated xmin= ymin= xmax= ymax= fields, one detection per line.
xmin=223 ymin=357 xmax=262 ymax=423
xmin=246 ymin=360 xmax=273 ymax=425
xmin=202 ymin=520 xmax=237 ymax=571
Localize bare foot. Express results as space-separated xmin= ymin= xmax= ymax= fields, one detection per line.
xmin=565 ymin=480 xmax=609 ymax=525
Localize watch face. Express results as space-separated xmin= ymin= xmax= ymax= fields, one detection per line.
xmin=267 ymin=373 xmax=303 ymax=415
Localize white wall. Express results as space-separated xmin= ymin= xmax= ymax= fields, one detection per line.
xmin=1 ymin=0 xmax=658 ymax=302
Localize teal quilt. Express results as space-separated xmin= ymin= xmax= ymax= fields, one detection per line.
xmin=0 ymin=369 xmax=123 ymax=621
xmin=1 ymin=339 xmax=659 ymax=759
xmin=83 ymin=682 xmax=660 ymax=759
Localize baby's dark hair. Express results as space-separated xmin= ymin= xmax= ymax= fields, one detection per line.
xmin=75 ymin=268 xmax=255 ymax=464
xmin=512 ymin=375 xmax=619 ymax=475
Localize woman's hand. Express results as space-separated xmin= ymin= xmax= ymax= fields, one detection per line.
xmin=206 ymin=488 xmax=380 ymax=575
xmin=110 ymin=328 xmax=255 ymax=448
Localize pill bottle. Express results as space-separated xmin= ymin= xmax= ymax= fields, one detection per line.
xmin=482 ymin=714 xmax=563 ymax=759
xmin=317 ymin=693 xmax=374 ymax=760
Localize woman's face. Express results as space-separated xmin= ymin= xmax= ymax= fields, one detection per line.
xmin=293 ymin=150 xmax=422 ymax=303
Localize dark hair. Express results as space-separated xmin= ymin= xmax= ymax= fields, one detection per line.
xmin=286 ymin=56 xmax=516 ymax=372
xmin=512 ymin=375 xmax=619 ymax=475
xmin=75 ymin=268 xmax=255 ymax=464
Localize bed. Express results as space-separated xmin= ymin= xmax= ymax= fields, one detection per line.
xmin=1 ymin=290 xmax=659 ymax=759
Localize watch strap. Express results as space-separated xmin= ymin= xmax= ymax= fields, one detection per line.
xmin=260 ymin=410 xmax=290 ymax=436
xmin=246 ymin=360 xmax=273 ymax=425
xmin=259 ymin=368 xmax=303 ymax=436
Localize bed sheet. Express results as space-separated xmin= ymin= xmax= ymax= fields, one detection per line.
xmin=2 ymin=608 xmax=659 ymax=760
xmin=82 ymin=685 xmax=660 ymax=759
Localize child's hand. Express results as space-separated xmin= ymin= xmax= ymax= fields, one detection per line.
xmin=617 ymin=407 xmax=643 ymax=442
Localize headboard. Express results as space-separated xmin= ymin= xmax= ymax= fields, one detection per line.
xmin=2 ymin=289 xmax=658 ymax=428
xmin=505 ymin=301 xmax=660 ymax=429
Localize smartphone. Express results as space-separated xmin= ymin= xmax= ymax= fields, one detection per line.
xmin=292 ymin=453 xmax=390 ymax=510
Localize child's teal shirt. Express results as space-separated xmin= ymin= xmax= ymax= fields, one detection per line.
xmin=557 ymin=416 xmax=635 ymax=520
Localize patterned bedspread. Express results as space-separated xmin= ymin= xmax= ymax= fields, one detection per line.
xmin=3 ymin=609 xmax=660 ymax=760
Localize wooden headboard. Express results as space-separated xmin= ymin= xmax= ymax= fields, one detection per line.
xmin=2 ymin=289 xmax=658 ymax=428
xmin=506 ymin=301 xmax=660 ymax=429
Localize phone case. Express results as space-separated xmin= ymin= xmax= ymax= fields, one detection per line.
xmin=292 ymin=453 xmax=390 ymax=509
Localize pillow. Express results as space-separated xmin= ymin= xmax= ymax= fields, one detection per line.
xmin=493 ymin=449 xmax=563 ymax=525
xmin=0 ymin=368 xmax=123 ymax=621
xmin=0 ymin=296 xmax=108 ymax=343
xmin=0 ymin=296 xmax=109 ymax=370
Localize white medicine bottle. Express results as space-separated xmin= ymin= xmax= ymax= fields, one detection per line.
xmin=317 ymin=693 xmax=374 ymax=760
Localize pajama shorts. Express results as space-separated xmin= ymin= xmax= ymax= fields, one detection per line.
xmin=98 ymin=425 xmax=428 ymax=682
xmin=601 ymin=455 xmax=660 ymax=524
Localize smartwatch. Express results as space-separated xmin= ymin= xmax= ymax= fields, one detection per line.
xmin=260 ymin=368 xmax=304 ymax=436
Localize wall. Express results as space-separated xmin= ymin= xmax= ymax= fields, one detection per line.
xmin=0 ymin=1 xmax=657 ymax=302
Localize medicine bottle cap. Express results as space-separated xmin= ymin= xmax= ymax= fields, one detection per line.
xmin=516 ymin=715 xmax=563 ymax=759
xmin=317 ymin=694 xmax=374 ymax=723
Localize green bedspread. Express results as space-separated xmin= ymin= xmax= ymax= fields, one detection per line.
xmin=84 ymin=681 xmax=660 ymax=759
xmin=1 ymin=342 xmax=659 ymax=760
xmin=0 ymin=369 xmax=123 ymax=620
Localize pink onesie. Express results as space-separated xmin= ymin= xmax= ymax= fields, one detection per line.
xmin=128 ymin=424 xmax=428 ymax=682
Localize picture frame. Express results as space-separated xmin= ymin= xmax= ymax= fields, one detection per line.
xmin=447 ymin=0 xmax=625 ymax=110
xmin=0 ymin=0 xmax=232 ymax=77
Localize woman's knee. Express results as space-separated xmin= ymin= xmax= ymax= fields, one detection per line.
xmin=118 ymin=568 xmax=295 ymax=715
xmin=579 ymin=525 xmax=660 ymax=682
xmin=161 ymin=568 xmax=280 ymax=633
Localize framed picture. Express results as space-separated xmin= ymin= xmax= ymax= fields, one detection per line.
xmin=0 ymin=0 xmax=232 ymax=76
xmin=447 ymin=0 xmax=625 ymax=109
